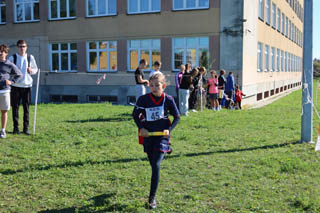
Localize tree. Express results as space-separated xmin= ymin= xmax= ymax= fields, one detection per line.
xmin=314 ymin=59 xmax=320 ymax=71
xmin=313 ymin=58 xmax=320 ymax=77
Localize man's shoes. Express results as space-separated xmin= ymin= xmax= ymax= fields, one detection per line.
xmin=0 ymin=129 xmax=6 ymax=139
xmin=148 ymin=197 xmax=156 ymax=209
xmin=23 ymin=129 xmax=31 ymax=135
xmin=13 ymin=128 xmax=20 ymax=134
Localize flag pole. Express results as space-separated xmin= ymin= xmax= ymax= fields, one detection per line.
xmin=33 ymin=69 xmax=40 ymax=135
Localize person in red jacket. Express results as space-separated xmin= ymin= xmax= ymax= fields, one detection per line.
xmin=235 ymin=84 xmax=246 ymax=110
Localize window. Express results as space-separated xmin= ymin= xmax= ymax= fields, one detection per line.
xmin=49 ymin=0 xmax=76 ymax=20
xmin=257 ymin=42 xmax=263 ymax=72
xmin=87 ymin=41 xmax=117 ymax=72
xmin=265 ymin=0 xmax=270 ymax=24
xmin=87 ymin=0 xmax=116 ymax=17
xmin=128 ymin=0 xmax=160 ymax=14
xmin=172 ymin=37 xmax=209 ymax=71
xmin=288 ymin=53 xmax=291 ymax=72
xmin=173 ymin=0 xmax=209 ymax=10
xmin=285 ymin=16 xmax=288 ymax=36
xmin=258 ymin=0 xmax=264 ymax=20
xmin=280 ymin=50 xmax=284 ymax=72
xmin=271 ymin=47 xmax=275 ymax=72
xmin=128 ymin=39 xmax=160 ymax=71
xmin=14 ymin=0 xmax=39 ymax=22
xmin=277 ymin=8 xmax=281 ymax=31
xmin=265 ymin=45 xmax=269 ymax=72
xmin=0 ymin=0 xmax=5 ymax=24
xmin=284 ymin=51 xmax=287 ymax=72
xmin=292 ymin=24 xmax=295 ymax=42
xmin=271 ymin=3 xmax=276 ymax=28
xmin=276 ymin=48 xmax=280 ymax=72
xmin=281 ymin=13 xmax=285 ymax=34
xmin=288 ymin=20 xmax=291 ymax=40
xmin=50 ymin=43 xmax=77 ymax=72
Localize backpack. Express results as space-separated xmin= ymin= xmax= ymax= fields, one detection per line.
xmin=12 ymin=54 xmax=31 ymax=68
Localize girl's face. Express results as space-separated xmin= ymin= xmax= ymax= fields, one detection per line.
xmin=0 ymin=51 xmax=7 ymax=61
xmin=149 ymin=79 xmax=166 ymax=97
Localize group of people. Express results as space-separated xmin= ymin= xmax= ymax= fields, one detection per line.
xmin=0 ymin=40 xmax=38 ymax=138
xmin=175 ymin=65 xmax=246 ymax=115
xmin=132 ymin=60 xmax=248 ymax=209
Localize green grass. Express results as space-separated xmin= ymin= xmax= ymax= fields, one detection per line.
xmin=1 ymin=87 xmax=320 ymax=212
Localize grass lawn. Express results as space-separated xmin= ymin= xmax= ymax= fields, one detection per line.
xmin=1 ymin=88 xmax=320 ymax=212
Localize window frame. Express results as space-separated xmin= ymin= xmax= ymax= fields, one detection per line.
xmin=265 ymin=0 xmax=270 ymax=24
xmin=14 ymin=0 xmax=40 ymax=23
xmin=281 ymin=12 xmax=285 ymax=34
xmin=86 ymin=0 xmax=117 ymax=17
xmin=127 ymin=0 xmax=161 ymax=14
xmin=285 ymin=16 xmax=288 ymax=37
xmin=258 ymin=0 xmax=264 ymax=21
xmin=127 ymin=39 xmax=161 ymax=72
xmin=0 ymin=0 xmax=5 ymax=24
xmin=49 ymin=42 xmax=78 ymax=73
xmin=264 ymin=44 xmax=269 ymax=72
xmin=87 ymin=40 xmax=118 ymax=72
xmin=271 ymin=47 xmax=275 ymax=72
xmin=172 ymin=37 xmax=209 ymax=71
xmin=284 ymin=51 xmax=287 ymax=72
xmin=271 ymin=3 xmax=276 ymax=28
xmin=277 ymin=8 xmax=281 ymax=32
xmin=276 ymin=48 xmax=280 ymax=72
xmin=48 ymin=0 xmax=76 ymax=20
xmin=280 ymin=50 xmax=284 ymax=72
xmin=257 ymin=42 xmax=263 ymax=72
xmin=172 ymin=0 xmax=209 ymax=11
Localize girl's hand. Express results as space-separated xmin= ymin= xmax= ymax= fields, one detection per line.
xmin=140 ymin=128 xmax=149 ymax=137
xmin=163 ymin=130 xmax=170 ymax=138
xmin=5 ymin=80 xmax=12 ymax=85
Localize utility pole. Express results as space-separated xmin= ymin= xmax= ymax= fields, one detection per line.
xmin=301 ymin=0 xmax=313 ymax=143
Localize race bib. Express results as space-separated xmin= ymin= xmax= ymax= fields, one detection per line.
xmin=146 ymin=106 xmax=164 ymax=121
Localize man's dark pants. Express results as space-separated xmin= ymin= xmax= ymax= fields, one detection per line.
xmin=11 ymin=86 xmax=32 ymax=132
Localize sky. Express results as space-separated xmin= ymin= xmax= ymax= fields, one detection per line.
xmin=314 ymin=0 xmax=320 ymax=59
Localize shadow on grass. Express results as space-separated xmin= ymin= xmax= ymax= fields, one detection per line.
xmin=1 ymin=141 xmax=300 ymax=176
xmin=66 ymin=113 xmax=132 ymax=123
xmin=38 ymin=193 xmax=131 ymax=213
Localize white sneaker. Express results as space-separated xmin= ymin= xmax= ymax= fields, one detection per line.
xmin=0 ymin=129 xmax=6 ymax=139
xmin=191 ymin=109 xmax=197 ymax=112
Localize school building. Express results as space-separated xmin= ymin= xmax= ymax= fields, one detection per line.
xmin=0 ymin=0 xmax=303 ymax=105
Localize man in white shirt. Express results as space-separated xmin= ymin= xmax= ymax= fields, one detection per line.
xmin=9 ymin=40 xmax=38 ymax=135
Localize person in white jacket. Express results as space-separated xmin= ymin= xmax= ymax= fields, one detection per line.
xmin=9 ymin=40 xmax=38 ymax=135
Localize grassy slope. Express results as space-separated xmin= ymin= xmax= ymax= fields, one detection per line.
xmin=0 ymin=88 xmax=320 ymax=212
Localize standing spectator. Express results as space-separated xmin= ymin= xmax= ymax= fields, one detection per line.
xmin=135 ymin=59 xmax=149 ymax=102
xmin=225 ymin=72 xmax=235 ymax=109
xmin=188 ymin=68 xmax=201 ymax=112
xmin=175 ymin=64 xmax=185 ymax=108
xmin=208 ymin=70 xmax=219 ymax=111
xmin=0 ymin=44 xmax=22 ymax=138
xmin=235 ymin=84 xmax=246 ymax=109
xmin=196 ymin=66 xmax=207 ymax=110
xmin=9 ymin=40 xmax=37 ymax=135
xmin=179 ymin=67 xmax=198 ymax=116
xmin=185 ymin=63 xmax=191 ymax=74
xmin=218 ymin=69 xmax=226 ymax=110
xmin=149 ymin=61 xmax=162 ymax=78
